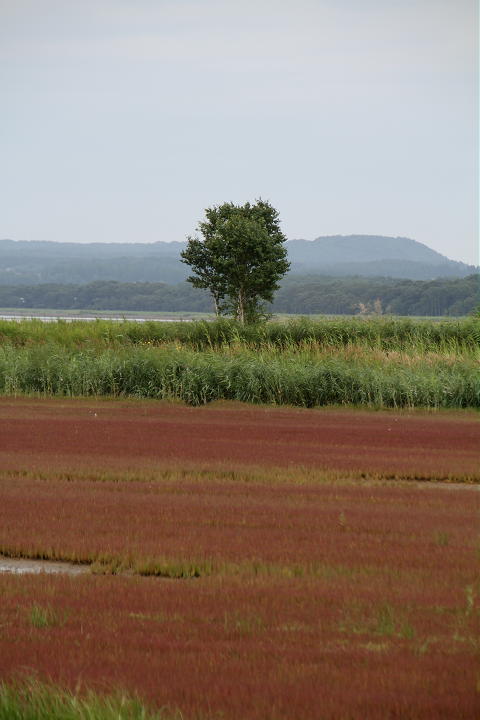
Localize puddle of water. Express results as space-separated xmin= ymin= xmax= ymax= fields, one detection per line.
xmin=0 ymin=556 xmax=88 ymax=575
xmin=418 ymin=482 xmax=480 ymax=492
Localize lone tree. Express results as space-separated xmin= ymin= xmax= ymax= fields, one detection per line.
xmin=181 ymin=199 xmax=290 ymax=324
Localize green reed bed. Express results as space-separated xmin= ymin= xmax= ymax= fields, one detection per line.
xmin=0 ymin=316 xmax=479 ymax=352
xmin=0 ymin=342 xmax=477 ymax=408
xmin=0 ymin=680 xmax=173 ymax=720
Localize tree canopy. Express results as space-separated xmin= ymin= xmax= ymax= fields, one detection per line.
xmin=181 ymin=199 xmax=290 ymax=323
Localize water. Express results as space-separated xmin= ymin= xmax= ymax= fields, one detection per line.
xmin=0 ymin=315 xmax=178 ymax=323
xmin=0 ymin=556 xmax=88 ymax=575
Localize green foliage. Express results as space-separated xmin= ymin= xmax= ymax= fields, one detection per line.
xmin=274 ymin=273 xmax=480 ymax=316
xmin=1 ymin=315 xmax=478 ymax=352
xmin=181 ymin=199 xmax=289 ymax=323
xmin=0 ymin=680 xmax=177 ymax=720
xmin=375 ymin=603 xmax=397 ymax=637
xmin=179 ymin=237 xmax=225 ymax=315
xmin=0 ymin=316 xmax=477 ymax=409
xmin=0 ymin=273 xmax=477 ymax=316
xmin=0 ymin=340 xmax=477 ymax=409
xmin=434 ymin=531 xmax=450 ymax=547
xmin=29 ymin=604 xmax=61 ymax=629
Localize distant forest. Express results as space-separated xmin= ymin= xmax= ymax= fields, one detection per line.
xmin=0 ymin=274 xmax=477 ymax=316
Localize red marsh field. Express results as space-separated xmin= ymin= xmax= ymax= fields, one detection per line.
xmin=0 ymin=397 xmax=478 ymax=477
xmin=0 ymin=397 xmax=479 ymax=718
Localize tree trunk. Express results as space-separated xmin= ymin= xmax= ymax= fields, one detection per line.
xmin=237 ymin=288 xmax=245 ymax=325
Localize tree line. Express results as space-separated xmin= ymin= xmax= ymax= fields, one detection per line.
xmin=1 ymin=200 xmax=477 ymax=318
xmin=0 ymin=274 xmax=476 ymax=317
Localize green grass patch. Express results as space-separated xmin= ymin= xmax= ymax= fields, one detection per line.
xmin=0 ymin=680 xmax=179 ymax=720
xmin=0 ymin=343 xmax=478 ymax=408
xmin=0 ymin=316 xmax=477 ymax=408
xmin=0 ymin=316 xmax=478 ymax=351
xmin=28 ymin=604 xmax=64 ymax=629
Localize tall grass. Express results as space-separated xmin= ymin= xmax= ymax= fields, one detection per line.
xmin=0 ymin=343 xmax=477 ymax=408
xmin=1 ymin=316 xmax=479 ymax=351
xmin=0 ymin=317 xmax=477 ymax=408
xmin=0 ymin=680 xmax=177 ymax=720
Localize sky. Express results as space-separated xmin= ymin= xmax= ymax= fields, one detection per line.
xmin=1 ymin=0 xmax=478 ymax=264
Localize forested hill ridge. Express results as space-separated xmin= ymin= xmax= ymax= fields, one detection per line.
xmin=0 ymin=274 xmax=477 ymax=317
xmin=0 ymin=235 xmax=476 ymax=285
xmin=286 ymin=236 xmax=477 ymax=279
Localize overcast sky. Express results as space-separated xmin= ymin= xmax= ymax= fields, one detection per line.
xmin=1 ymin=0 xmax=478 ymax=264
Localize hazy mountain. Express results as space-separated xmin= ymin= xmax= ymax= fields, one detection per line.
xmin=0 ymin=239 xmax=190 ymax=285
xmin=0 ymin=235 xmax=476 ymax=285
xmin=288 ymin=235 xmax=453 ymax=265
xmin=286 ymin=235 xmax=476 ymax=279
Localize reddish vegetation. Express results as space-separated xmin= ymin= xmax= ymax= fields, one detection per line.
xmin=0 ymin=397 xmax=478 ymax=477
xmin=1 ymin=397 xmax=479 ymax=718
xmin=0 ymin=573 xmax=478 ymax=719
xmin=0 ymin=475 xmax=478 ymax=577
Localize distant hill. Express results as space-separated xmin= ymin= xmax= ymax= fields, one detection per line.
xmin=286 ymin=235 xmax=476 ymax=279
xmin=0 ymin=239 xmax=190 ymax=285
xmin=0 ymin=235 xmax=476 ymax=285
